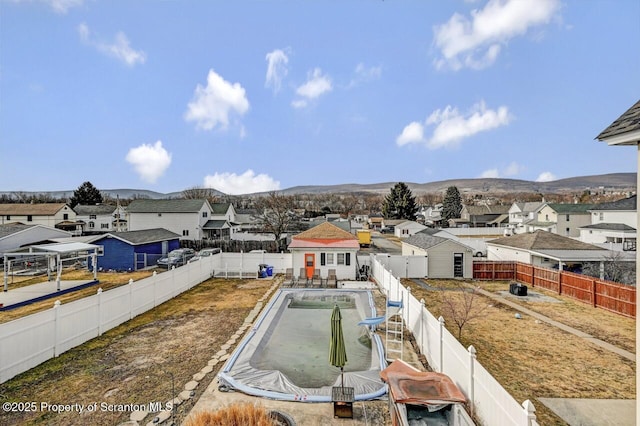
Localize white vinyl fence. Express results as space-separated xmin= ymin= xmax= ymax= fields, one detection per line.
xmin=371 ymin=256 xmax=539 ymax=426
xmin=0 ymin=255 xmax=219 ymax=384
xmin=213 ymin=253 xmax=292 ymax=278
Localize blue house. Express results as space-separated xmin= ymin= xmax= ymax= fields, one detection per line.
xmin=90 ymin=228 xmax=180 ymax=271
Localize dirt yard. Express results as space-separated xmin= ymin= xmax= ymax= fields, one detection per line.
xmin=407 ymin=278 xmax=636 ymax=426
xmin=0 ymin=276 xmax=277 ymax=425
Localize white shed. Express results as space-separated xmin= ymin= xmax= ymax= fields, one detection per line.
xmin=401 ymin=230 xmax=474 ymax=279
xmin=394 ymin=221 xmax=427 ymax=238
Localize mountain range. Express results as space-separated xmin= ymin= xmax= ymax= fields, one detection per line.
xmin=1 ymin=173 xmax=636 ymax=199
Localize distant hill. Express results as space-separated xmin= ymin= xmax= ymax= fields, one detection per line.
xmin=0 ymin=173 xmax=635 ymax=200
xmin=279 ymin=173 xmax=637 ymax=195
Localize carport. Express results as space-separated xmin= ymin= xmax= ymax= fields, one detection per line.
xmin=3 ymin=242 xmax=100 ymax=292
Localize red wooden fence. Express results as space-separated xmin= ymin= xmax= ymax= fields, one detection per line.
xmin=473 ymin=261 xmax=636 ymax=318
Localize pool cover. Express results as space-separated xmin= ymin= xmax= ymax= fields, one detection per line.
xmin=218 ymin=289 xmax=387 ymax=402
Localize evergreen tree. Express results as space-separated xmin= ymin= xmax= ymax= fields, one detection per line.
xmin=382 ymin=182 xmax=418 ymax=220
xmin=69 ymin=181 xmax=103 ymax=208
xmin=442 ymin=186 xmax=462 ymax=224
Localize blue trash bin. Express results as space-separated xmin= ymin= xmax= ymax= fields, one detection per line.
xmin=266 ymin=266 xmax=274 ymax=277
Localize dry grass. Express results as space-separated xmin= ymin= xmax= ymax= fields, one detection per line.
xmin=0 ymin=269 xmax=155 ymax=324
xmin=0 ymin=276 xmax=276 ymax=425
xmin=407 ymin=278 xmax=636 ymax=426
xmin=185 ymin=403 xmax=276 ymax=426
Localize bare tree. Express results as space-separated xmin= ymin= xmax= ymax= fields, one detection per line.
xmin=182 ymin=187 xmax=219 ymax=202
xmin=253 ymin=192 xmax=296 ymax=249
xmin=440 ymin=284 xmax=489 ymax=340
xmin=582 ymin=250 xmax=636 ymax=285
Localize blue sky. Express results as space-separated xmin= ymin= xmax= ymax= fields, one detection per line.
xmin=1 ymin=0 xmax=639 ymax=195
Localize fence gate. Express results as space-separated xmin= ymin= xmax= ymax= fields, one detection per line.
xmin=134 ymin=253 xmax=147 ymax=271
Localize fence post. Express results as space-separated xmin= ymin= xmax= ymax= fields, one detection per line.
xmin=420 ymin=299 xmax=425 ymax=355
xmin=438 ymin=316 xmax=445 ymax=373
xmin=468 ymin=345 xmax=476 ymax=418
xmin=523 ymin=399 xmax=538 ymax=426
xmin=129 ymin=278 xmax=134 ymax=320
xmin=558 ymin=270 xmax=563 ymax=295
xmin=97 ymin=288 xmax=103 ymax=336
xmin=53 ymin=300 xmax=61 ymax=357
xmin=592 ymin=278 xmax=597 ymax=308
xmin=406 ymin=287 xmax=411 ymax=328
xmin=154 ymin=270 xmax=159 ymax=307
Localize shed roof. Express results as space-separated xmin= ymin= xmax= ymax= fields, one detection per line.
xmin=211 ymin=202 xmax=232 ymax=215
xmin=127 ymin=199 xmax=209 ymax=213
xmin=289 ymin=222 xmax=359 ymax=249
xmin=94 ymin=228 xmax=180 ymax=245
xmin=0 ymin=223 xmax=35 ymax=239
xmin=488 ymin=230 xmax=602 ymax=251
xmin=0 ymin=203 xmax=69 ymax=216
xmin=202 ymin=220 xmax=230 ymax=229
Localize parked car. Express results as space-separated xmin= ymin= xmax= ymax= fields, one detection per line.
xmin=157 ymin=248 xmax=196 ymax=268
xmin=380 ymin=227 xmax=394 ymax=234
xmin=188 ymin=248 xmax=221 ymax=262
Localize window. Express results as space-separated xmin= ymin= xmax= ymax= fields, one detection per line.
xmin=566 ymin=214 xmax=570 ymax=221
xmin=337 ymin=253 xmax=345 ymax=265
xmin=326 ymin=253 xmax=334 ymax=265
xmin=337 ymin=253 xmax=351 ymax=265
xmin=182 ymin=230 xmax=189 ymax=236
xmin=402 ymin=229 xmax=409 ymax=235
xmin=6 ymin=215 xmax=10 ymax=220
xmin=565 ymin=227 xmax=570 ymax=235
xmin=320 ymin=253 xmax=326 ymax=266
xmin=89 ymin=222 xmax=95 ymax=229
xmin=63 ymin=213 xmax=69 ymax=220
xmin=101 ymin=223 xmax=109 ymax=229
xmin=89 ymin=215 xmax=97 ymax=219
xmin=202 ymin=212 xmax=208 ymax=218
xmin=545 ymin=214 xmax=549 ymax=221
xmin=599 ymin=212 xmax=604 ymax=220
xmin=27 ymin=215 xmax=32 ymax=222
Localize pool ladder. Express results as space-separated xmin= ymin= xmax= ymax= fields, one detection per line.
xmin=385 ymin=296 xmax=404 ymax=361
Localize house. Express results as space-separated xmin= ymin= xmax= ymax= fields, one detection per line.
xmin=0 ymin=203 xmax=81 ymax=235
xmin=204 ymin=202 xmax=239 ymax=240
xmin=419 ymin=204 xmax=443 ymax=227
xmin=579 ymin=195 xmax=637 ymax=249
xmin=394 ymin=221 xmax=427 ymax=238
xmin=533 ymin=203 xmax=594 ymax=237
xmin=455 ymin=204 xmax=510 ymax=228
xmin=89 ymin=228 xmax=181 ymax=271
xmin=0 ymin=224 xmax=72 ymax=255
xmin=127 ymin=199 xmax=213 ymax=241
xmin=486 ymin=230 xmax=622 ymax=271
xmin=507 ymin=201 xmax=545 ymax=233
xmin=288 ymin=222 xmax=359 ymax=281
xmin=401 ymin=229 xmax=474 ymax=278
xmin=368 ymin=216 xmax=383 ymax=230
xmin=74 ymin=204 xmax=128 ymax=234
xmin=381 ymin=219 xmax=406 ymax=232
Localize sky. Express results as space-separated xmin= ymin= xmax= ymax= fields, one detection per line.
xmin=1 ymin=0 xmax=639 ymax=195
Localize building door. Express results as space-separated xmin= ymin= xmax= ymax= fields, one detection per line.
xmin=305 ymin=253 xmax=315 ymax=279
xmin=453 ymin=253 xmax=464 ymax=278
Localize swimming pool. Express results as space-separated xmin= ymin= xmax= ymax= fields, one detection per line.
xmin=218 ymin=289 xmax=387 ymax=402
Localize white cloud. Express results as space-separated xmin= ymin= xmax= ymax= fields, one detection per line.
xmin=479 ymin=168 xmax=499 ymax=178
xmin=504 ymin=161 xmax=523 ymax=176
xmin=77 ymin=23 xmax=146 ymax=67
xmin=396 ymin=121 xmax=425 ymax=146
xmin=125 ymin=141 xmax=172 ymax=183
xmin=13 ymin=0 xmax=84 ymax=14
xmin=348 ymin=63 xmax=382 ymax=87
xmin=433 ymin=0 xmax=560 ymax=70
xmin=427 ymin=101 xmax=510 ymax=148
xmin=292 ymin=68 xmax=332 ymax=107
xmin=536 ymin=171 xmax=557 ymax=182
xmin=184 ymin=69 xmax=250 ymax=131
xmin=203 ymin=170 xmax=280 ymax=195
xmin=265 ymin=48 xmax=290 ymax=93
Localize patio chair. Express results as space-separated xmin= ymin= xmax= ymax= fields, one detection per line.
xmin=298 ymin=267 xmax=309 ymax=287
xmin=312 ymin=268 xmax=322 ymax=288
xmin=284 ymin=268 xmax=295 ymax=287
xmin=327 ymin=269 xmax=337 ymax=288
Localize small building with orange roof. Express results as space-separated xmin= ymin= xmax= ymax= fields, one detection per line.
xmin=288 ymin=221 xmax=360 ymax=281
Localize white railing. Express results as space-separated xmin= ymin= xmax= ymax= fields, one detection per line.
xmin=370 ymin=256 xmax=539 ymax=426
xmin=0 ymin=255 xmax=219 ymax=384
